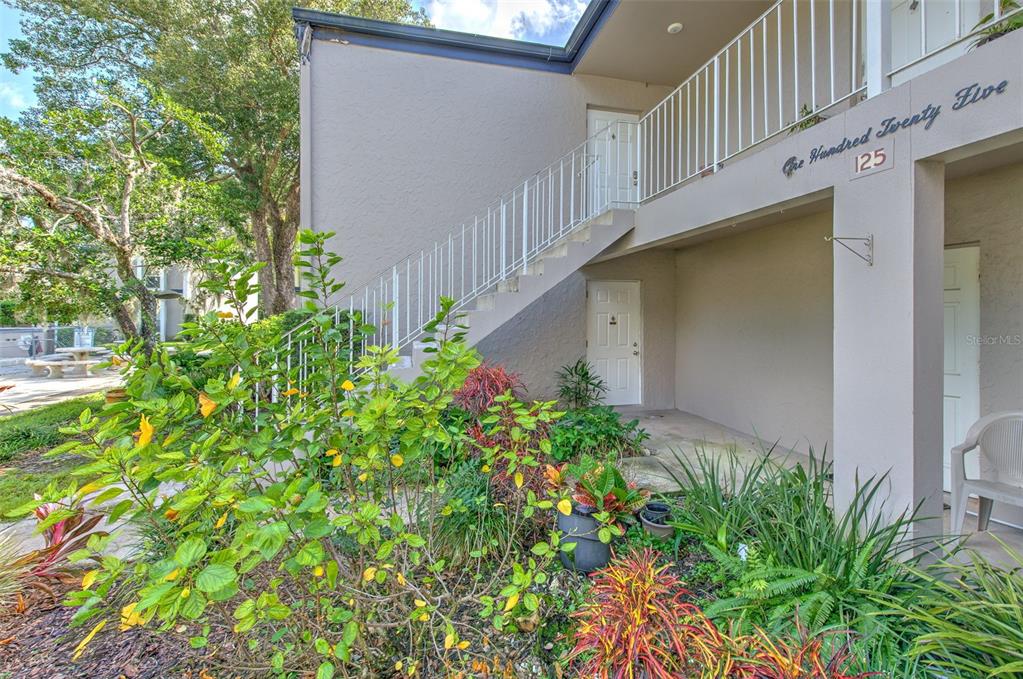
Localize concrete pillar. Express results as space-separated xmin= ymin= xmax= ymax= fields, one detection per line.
xmin=833 ymin=159 xmax=945 ymax=540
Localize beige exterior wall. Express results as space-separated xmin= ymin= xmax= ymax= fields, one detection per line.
xmin=303 ymin=40 xmax=671 ymax=291
xmin=945 ymin=162 xmax=1023 ymax=415
xmin=475 ymin=248 xmax=677 ymax=408
xmin=674 ymin=213 xmax=834 ymax=453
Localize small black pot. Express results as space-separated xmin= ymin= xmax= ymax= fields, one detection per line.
xmin=639 ymin=509 xmax=675 ymax=539
xmin=640 ymin=501 xmax=671 ymax=522
xmin=557 ymin=505 xmax=611 ymax=573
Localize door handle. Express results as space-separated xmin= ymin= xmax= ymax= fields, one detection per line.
xmin=633 ymin=350 xmax=639 ymax=356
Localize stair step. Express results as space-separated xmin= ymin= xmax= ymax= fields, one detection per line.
xmin=497 ymin=277 xmax=519 ymax=293
xmin=570 ymin=225 xmax=592 ymax=242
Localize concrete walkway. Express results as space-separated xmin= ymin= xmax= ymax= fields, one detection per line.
xmin=617 ymin=408 xmax=809 ymax=492
xmin=0 ymin=369 xmax=121 ymax=414
xmin=616 ymin=408 xmax=1023 ymax=568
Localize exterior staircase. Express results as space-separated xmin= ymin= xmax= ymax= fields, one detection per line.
xmin=282 ymin=119 xmax=640 ymax=388
xmin=390 ymin=209 xmax=634 ymax=381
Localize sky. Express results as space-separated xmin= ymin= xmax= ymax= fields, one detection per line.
xmin=0 ymin=3 xmax=36 ymax=120
xmin=413 ymin=0 xmax=590 ymax=45
xmin=0 ymin=1 xmax=591 ymax=119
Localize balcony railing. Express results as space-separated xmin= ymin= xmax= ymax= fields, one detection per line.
xmin=639 ymin=0 xmax=865 ymax=201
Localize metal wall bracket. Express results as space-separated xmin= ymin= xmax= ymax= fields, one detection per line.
xmin=826 ymin=234 xmax=873 ymax=266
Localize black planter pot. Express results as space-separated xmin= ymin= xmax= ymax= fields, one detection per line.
xmin=638 ymin=501 xmax=675 ymax=539
xmin=557 ymin=506 xmax=611 ymax=573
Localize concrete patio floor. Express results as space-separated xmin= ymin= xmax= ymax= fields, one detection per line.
xmin=0 ymin=369 xmax=121 ymax=414
xmin=617 ymin=408 xmax=1023 ymax=568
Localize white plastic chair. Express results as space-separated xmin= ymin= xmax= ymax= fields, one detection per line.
xmin=951 ymin=412 xmax=1023 ymax=535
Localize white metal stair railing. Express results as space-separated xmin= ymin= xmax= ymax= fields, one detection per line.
xmin=282 ymin=119 xmax=639 ymax=388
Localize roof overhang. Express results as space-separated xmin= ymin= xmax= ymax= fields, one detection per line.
xmin=292 ymin=0 xmax=616 ymax=74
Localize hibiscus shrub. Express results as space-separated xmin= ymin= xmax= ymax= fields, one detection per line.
xmin=30 ymin=231 xmax=578 ymax=677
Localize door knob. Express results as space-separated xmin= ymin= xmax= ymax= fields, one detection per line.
xmin=633 ymin=350 xmax=639 ymax=356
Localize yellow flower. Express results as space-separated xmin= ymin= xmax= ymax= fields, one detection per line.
xmin=73 ymin=619 xmax=107 ymax=659
xmin=137 ymin=414 xmax=154 ymax=447
xmin=81 ymin=570 xmax=99 ymax=590
xmin=332 ymin=455 xmax=343 ymax=468
xmin=443 ymin=633 xmax=455 ymax=650
xmin=215 ymin=512 xmax=228 ymax=529
xmin=119 ymin=603 xmax=145 ymax=631
xmin=390 ymin=454 xmax=404 ymax=468
xmin=313 ymin=566 xmax=324 ymax=577
xmin=282 ymin=388 xmax=299 ymax=397
xmin=513 ymin=472 xmax=524 ymax=489
xmin=228 ymin=373 xmax=241 ymax=389
xmin=341 ymin=379 xmax=356 ymax=391
xmin=503 ymin=593 xmax=519 ymax=612
xmin=557 ymin=499 xmax=573 ymax=516
xmin=481 ymin=464 xmax=491 ymax=473
xmin=198 ymin=393 xmax=217 ymax=418
xmin=362 ymin=567 xmax=377 ymax=582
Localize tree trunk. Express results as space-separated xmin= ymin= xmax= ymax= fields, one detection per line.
xmin=250 ymin=182 xmax=299 ymax=317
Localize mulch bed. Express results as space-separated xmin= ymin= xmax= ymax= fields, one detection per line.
xmin=0 ymin=582 xmax=239 ymax=679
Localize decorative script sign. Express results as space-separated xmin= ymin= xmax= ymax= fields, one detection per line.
xmin=782 ymin=80 xmax=1010 ymax=177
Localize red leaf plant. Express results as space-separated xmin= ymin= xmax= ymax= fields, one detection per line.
xmin=18 ymin=501 xmax=107 ymax=579
xmin=732 ymin=621 xmax=879 ymax=679
xmin=453 ymin=363 xmax=525 ymax=416
xmin=566 ymin=548 xmax=716 ymax=679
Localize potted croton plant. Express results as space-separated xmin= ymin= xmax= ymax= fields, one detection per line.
xmin=548 ymin=457 xmax=649 ymax=573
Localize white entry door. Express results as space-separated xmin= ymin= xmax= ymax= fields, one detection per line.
xmin=587 ymin=280 xmax=642 ymax=406
xmin=943 ymin=246 xmax=980 ymax=491
xmin=586 ymin=109 xmax=639 ymax=213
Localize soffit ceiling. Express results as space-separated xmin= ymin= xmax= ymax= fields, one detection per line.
xmin=575 ymin=0 xmax=774 ymax=86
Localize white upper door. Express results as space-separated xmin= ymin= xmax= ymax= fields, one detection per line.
xmin=586 ymin=109 xmax=639 ymax=213
xmin=587 ymin=280 xmax=642 ymax=406
xmin=943 ymin=246 xmax=981 ymax=491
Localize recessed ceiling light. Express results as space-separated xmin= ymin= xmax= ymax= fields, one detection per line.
xmin=667 ymin=22 xmax=684 ymax=34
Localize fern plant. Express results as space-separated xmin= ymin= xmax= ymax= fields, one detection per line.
xmin=665 ymin=448 xmax=933 ymax=650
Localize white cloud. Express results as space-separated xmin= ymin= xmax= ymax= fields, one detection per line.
xmin=425 ymin=0 xmax=589 ymax=43
xmin=0 ymin=82 xmax=27 ymax=111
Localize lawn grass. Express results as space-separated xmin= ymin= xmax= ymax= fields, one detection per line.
xmin=0 ymin=394 xmax=104 ymax=463
xmin=0 ymin=394 xmax=104 ymax=518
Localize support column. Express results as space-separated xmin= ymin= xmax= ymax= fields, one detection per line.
xmin=865 ymin=0 xmax=892 ymax=98
xmin=833 ymin=159 xmax=945 ymax=541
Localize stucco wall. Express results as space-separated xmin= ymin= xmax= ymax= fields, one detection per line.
xmin=674 ymin=213 xmax=834 ymax=453
xmin=475 ymin=248 xmax=677 ymax=408
xmin=945 ymin=162 xmax=1023 ymax=415
xmin=304 ymin=40 xmax=671 ymax=291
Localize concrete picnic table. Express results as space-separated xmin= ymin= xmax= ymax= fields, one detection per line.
xmin=55 ymin=346 xmax=110 ymax=362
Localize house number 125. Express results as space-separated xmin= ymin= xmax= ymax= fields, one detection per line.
xmin=855 ymin=148 xmax=887 ymax=173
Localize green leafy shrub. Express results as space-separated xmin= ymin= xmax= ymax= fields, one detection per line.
xmin=664 ymin=450 xmax=927 ymax=650
xmin=892 ymin=541 xmax=1023 ymax=677
xmin=31 ymin=231 xmax=577 ymax=676
xmin=556 ymin=358 xmax=607 ymax=409
xmin=432 ymin=461 xmax=512 ymax=564
xmin=549 ymin=405 xmax=648 ymax=462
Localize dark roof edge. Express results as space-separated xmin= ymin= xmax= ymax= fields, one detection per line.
xmin=291 ymin=1 xmax=614 ymax=72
